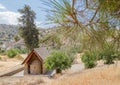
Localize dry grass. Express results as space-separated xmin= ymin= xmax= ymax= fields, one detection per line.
xmin=15 ymin=55 xmax=24 ymax=61
xmin=0 ymin=76 xmax=47 ymax=85
xmin=15 ymin=77 xmax=44 ymax=85
xmin=0 ymin=61 xmax=21 ymax=73
xmin=49 ymin=63 xmax=120 ymax=85
xmin=0 ymin=54 xmax=25 ymax=73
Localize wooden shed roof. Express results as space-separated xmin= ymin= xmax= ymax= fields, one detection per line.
xmin=22 ymin=47 xmax=50 ymax=64
xmin=34 ymin=47 xmax=50 ymax=60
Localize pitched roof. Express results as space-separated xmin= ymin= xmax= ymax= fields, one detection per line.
xmin=22 ymin=47 xmax=50 ymax=64
xmin=34 ymin=47 xmax=50 ymax=60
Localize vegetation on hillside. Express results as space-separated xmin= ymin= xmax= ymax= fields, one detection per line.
xmin=6 ymin=48 xmax=18 ymax=58
xmin=39 ymin=34 xmax=62 ymax=49
xmin=6 ymin=48 xmax=27 ymax=58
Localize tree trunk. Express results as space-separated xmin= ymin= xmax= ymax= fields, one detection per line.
xmin=56 ymin=68 xmax=62 ymax=74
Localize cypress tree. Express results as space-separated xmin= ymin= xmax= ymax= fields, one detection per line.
xmin=18 ymin=5 xmax=39 ymax=51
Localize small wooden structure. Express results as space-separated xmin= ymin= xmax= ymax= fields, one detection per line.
xmin=22 ymin=47 xmax=49 ymax=75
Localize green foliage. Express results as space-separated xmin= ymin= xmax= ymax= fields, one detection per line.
xmin=18 ymin=5 xmax=39 ymax=51
xmin=44 ymin=51 xmax=72 ymax=73
xmin=68 ymin=46 xmax=81 ymax=54
xmin=99 ymin=44 xmax=116 ymax=64
xmin=20 ymin=48 xmax=28 ymax=54
xmin=40 ymin=34 xmax=62 ymax=49
xmin=15 ymin=47 xmax=28 ymax=54
xmin=6 ymin=47 xmax=28 ymax=58
xmin=81 ymin=50 xmax=97 ymax=68
xmin=42 ymin=0 xmax=72 ymax=25
xmin=0 ymin=42 xmax=3 ymax=45
xmin=42 ymin=0 xmax=120 ymax=68
xmin=14 ymin=35 xmax=20 ymax=42
xmin=42 ymin=0 xmax=120 ymax=46
xmin=63 ymin=46 xmax=81 ymax=62
xmin=0 ymin=49 xmax=5 ymax=54
xmin=117 ymin=53 xmax=120 ymax=60
xmin=98 ymin=0 xmax=120 ymax=19
xmin=6 ymin=49 xmax=18 ymax=58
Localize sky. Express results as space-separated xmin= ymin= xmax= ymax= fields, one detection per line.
xmin=0 ymin=0 xmax=48 ymax=28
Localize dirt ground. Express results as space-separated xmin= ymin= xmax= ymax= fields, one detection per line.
xmin=0 ymin=62 xmax=120 ymax=85
xmin=0 ymin=54 xmax=120 ymax=85
xmin=0 ymin=55 xmax=23 ymax=73
xmin=0 ymin=75 xmax=50 ymax=85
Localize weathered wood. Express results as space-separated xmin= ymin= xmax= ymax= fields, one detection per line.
xmin=23 ymin=53 xmax=43 ymax=75
xmin=22 ymin=47 xmax=49 ymax=75
xmin=0 ymin=65 xmax=24 ymax=77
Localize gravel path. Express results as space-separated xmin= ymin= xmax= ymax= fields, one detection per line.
xmin=12 ymin=70 xmax=24 ymax=76
xmin=70 ymin=63 xmax=84 ymax=73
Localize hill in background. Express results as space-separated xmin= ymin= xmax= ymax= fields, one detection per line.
xmin=0 ymin=24 xmax=55 ymax=50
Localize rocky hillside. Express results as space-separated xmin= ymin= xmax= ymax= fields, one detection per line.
xmin=0 ymin=24 xmax=56 ymax=49
xmin=0 ymin=24 xmax=55 ymax=40
xmin=0 ymin=24 xmax=18 ymax=41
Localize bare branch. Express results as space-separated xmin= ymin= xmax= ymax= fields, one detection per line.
xmin=90 ymin=5 xmax=100 ymax=23
xmin=86 ymin=0 xmax=88 ymax=8
xmin=72 ymin=0 xmax=76 ymax=11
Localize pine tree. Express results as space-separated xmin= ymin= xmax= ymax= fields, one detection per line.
xmin=18 ymin=5 xmax=39 ymax=51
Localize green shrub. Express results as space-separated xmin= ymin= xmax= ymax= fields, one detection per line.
xmin=0 ymin=49 xmax=5 ymax=55
xmin=114 ymin=51 xmax=120 ymax=60
xmin=81 ymin=50 xmax=97 ymax=68
xmin=13 ymin=48 xmax=27 ymax=54
xmin=44 ymin=51 xmax=72 ymax=73
xmin=15 ymin=48 xmax=21 ymax=53
xmin=99 ymin=44 xmax=116 ymax=64
xmin=6 ymin=49 xmax=18 ymax=58
xmin=20 ymin=48 xmax=28 ymax=54
xmin=6 ymin=48 xmax=27 ymax=58
xmin=68 ymin=46 xmax=81 ymax=54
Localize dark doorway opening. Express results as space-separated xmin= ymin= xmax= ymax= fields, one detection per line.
xmin=28 ymin=65 xmax=30 ymax=74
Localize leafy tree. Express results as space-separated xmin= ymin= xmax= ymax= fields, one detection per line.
xmin=44 ymin=51 xmax=72 ymax=73
xmin=18 ymin=5 xmax=39 ymax=51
